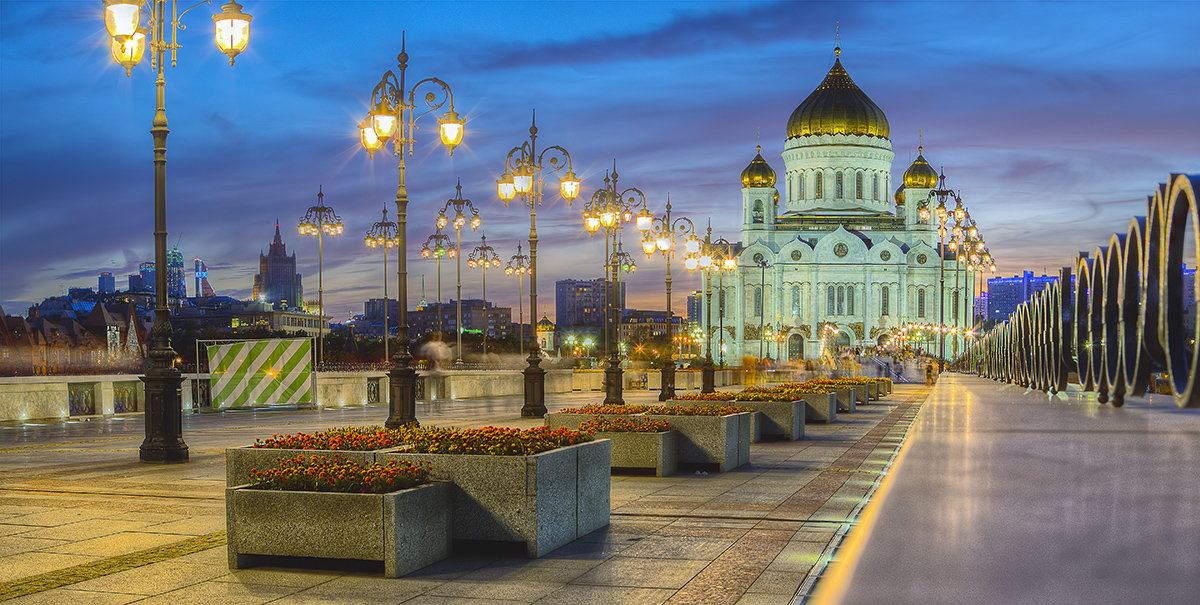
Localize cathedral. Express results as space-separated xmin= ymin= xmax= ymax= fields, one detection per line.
xmin=711 ymin=47 xmax=969 ymax=361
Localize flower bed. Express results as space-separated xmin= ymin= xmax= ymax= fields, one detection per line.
xmin=546 ymin=405 xmax=647 ymax=430
xmin=578 ymin=417 xmax=672 ymax=433
xmin=671 ymin=392 xmax=733 ymax=402
xmin=226 ymin=426 xmax=412 ymax=487
xmin=644 ymin=404 xmax=753 ymax=416
xmin=227 ymin=455 xmax=451 ymax=577
xmin=380 ymin=431 xmax=610 ymax=557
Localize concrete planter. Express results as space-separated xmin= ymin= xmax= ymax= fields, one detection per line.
xmin=594 ymin=430 xmax=678 ymax=476
xmin=866 ymin=381 xmax=880 ymax=400
xmin=224 ymin=446 xmax=407 ymax=487
xmin=830 ymin=388 xmax=859 ymax=412
xmin=226 ymin=481 xmax=452 ymax=577
xmin=380 ymin=439 xmax=611 ymax=557
xmin=641 ymin=412 xmax=752 ymax=472
xmin=802 ymin=392 xmax=839 ymax=423
xmin=734 ymin=401 xmax=805 ymax=440
xmin=852 ymin=384 xmax=869 ymax=406
xmin=544 ymin=412 xmax=640 ymax=430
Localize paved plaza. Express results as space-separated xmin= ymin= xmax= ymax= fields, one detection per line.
xmin=1 ymin=375 xmax=1198 ymax=604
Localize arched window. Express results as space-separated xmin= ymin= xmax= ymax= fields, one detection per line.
xmin=754 ymin=287 xmax=762 ymax=315
xmin=918 ymin=289 xmax=926 ymax=318
xmin=835 ymin=172 xmax=844 ymax=198
xmin=752 ymin=200 xmax=763 ymax=223
xmin=791 ymin=285 xmax=801 ymax=316
xmin=873 ymin=174 xmax=879 ymax=201
xmin=848 ymin=287 xmax=855 ymax=315
xmin=798 ymin=173 xmax=806 ymax=199
xmin=815 ymin=171 xmax=823 ymax=198
xmin=855 ymin=172 xmax=863 ymax=199
xmin=881 ymin=286 xmax=889 ymax=316
xmin=837 ymin=286 xmax=845 ymax=315
xmin=827 ymin=286 xmax=835 ymax=314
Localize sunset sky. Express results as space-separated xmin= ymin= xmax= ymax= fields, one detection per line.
xmin=2 ymin=1 xmax=1198 ymax=322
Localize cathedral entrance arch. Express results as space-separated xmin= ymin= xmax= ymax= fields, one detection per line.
xmin=835 ymin=330 xmax=851 ymax=348
xmin=788 ymin=334 xmax=804 ymax=360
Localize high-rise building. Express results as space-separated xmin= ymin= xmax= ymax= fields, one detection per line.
xmin=166 ymin=247 xmax=186 ymax=299
xmin=555 ymin=278 xmax=624 ymax=329
xmin=253 ymin=223 xmax=303 ymax=310
xmin=128 ymin=273 xmax=145 ymax=292
xmin=138 ymin=262 xmax=155 ymax=294
xmin=407 ymin=299 xmax=512 ymax=340
xmin=98 ymin=272 xmax=115 ymax=294
xmin=193 ymin=258 xmax=215 ymax=298
xmin=987 ymin=271 xmax=1058 ymax=321
xmin=686 ymin=291 xmax=702 ymax=325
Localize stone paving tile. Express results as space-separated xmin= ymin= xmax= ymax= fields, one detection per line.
xmin=533 ymin=583 xmax=676 ymax=605
xmin=0 ymin=551 xmax=97 ymax=583
xmin=423 ymin=578 xmax=562 ymax=601
xmin=2 ymin=508 xmax=110 ymax=528
xmin=733 ymin=592 xmax=792 ymax=604
xmin=0 ymin=524 xmax=35 ymax=537
xmin=211 ymin=567 xmax=346 ymax=588
xmin=617 ymin=534 xmax=739 ymax=560
xmin=40 ymin=529 xmax=185 ymax=557
xmin=6 ymin=587 xmax=144 ymax=604
xmin=127 ymin=578 xmax=299 ymax=604
xmin=285 ymin=574 xmax=443 ymax=601
xmin=139 ymin=515 xmax=226 ymax=536
xmin=67 ymin=559 xmax=225 ymax=595
xmin=454 ymin=558 xmax=599 ymax=583
xmin=18 ymin=518 xmax=158 ymax=541
xmin=744 ymin=569 xmax=803 ymax=595
xmin=0 ymin=535 xmax=67 ymax=557
xmin=572 ymin=556 xmax=710 ymax=589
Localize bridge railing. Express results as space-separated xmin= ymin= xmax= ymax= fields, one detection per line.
xmin=955 ymin=173 xmax=1199 ymax=407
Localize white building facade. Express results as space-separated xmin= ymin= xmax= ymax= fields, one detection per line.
xmin=706 ymin=48 xmax=971 ymax=362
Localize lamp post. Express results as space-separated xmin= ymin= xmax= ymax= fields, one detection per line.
xmin=688 ymin=224 xmax=736 ymax=392
xmin=420 ymin=228 xmax=455 ymax=337
xmin=436 ymin=182 xmax=481 ymax=365
xmin=582 ymin=165 xmax=645 ymax=406
xmin=298 ymin=188 xmax=343 ymax=371
xmin=920 ymin=170 xmax=964 ymax=372
xmin=102 ymin=0 xmax=252 ymax=463
xmin=364 ymin=206 xmax=400 ymax=363
xmin=467 ymin=234 xmax=502 ymax=359
xmin=358 ymin=34 xmax=465 ymax=429
xmin=496 ymin=112 xmax=580 ymax=417
xmin=638 ymin=197 xmax=699 ymax=400
xmin=756 ymin=259 xmax=769 ymax=360
xmin=505 ymin=244 xmax=531 ymax=356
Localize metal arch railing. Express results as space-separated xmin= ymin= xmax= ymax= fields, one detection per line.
xmin=954 ymin=174 xmax=1200 ymax=408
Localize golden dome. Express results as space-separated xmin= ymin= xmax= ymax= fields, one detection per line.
xmin=741 ymin=145 xmax=776 ymax=188
xmin=786 ymin=50 xmax=890 ymax=139
xmin=894 ymin=184 xmax=905 ymax=206
xmin=903 ymin=147 xmax=939 ymax=189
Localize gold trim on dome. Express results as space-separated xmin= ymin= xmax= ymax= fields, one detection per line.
xmin=903 ymin=146 xmax=939 ymax=189
xmin=741 ymin=144 xmax=777 ymax=188
xmin=786 ymin=53 xmax=890 ymax=139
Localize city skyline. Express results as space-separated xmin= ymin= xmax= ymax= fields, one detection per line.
xmin=2 ymin=1 xmax=1197 ymax=323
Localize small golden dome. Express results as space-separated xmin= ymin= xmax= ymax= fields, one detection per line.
xmin=786 ymin=51 xmax=890 ymax=139
xmin=903 ymin=147 xmax=939 ymax=189
xmin=741 ymin=145 xmax=777 ymax=188
xmin=894 ymin=184 xmax=905 ymax=206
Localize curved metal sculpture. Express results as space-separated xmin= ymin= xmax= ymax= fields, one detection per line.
xmin=958 ymin=174 xmax=1199 ymax=408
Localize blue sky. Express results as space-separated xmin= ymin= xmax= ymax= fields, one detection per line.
xmin=2 ymin=0 xmax=1198 ymax=322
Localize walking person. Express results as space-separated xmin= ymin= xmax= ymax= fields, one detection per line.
xmin=925 ymin=362 xmax=935 ymax=386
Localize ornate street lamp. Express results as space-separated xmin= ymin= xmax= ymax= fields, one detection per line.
xmin=496 ymin=112 xmax=580 ymax=417
xmin=924 ymin=169 xmax=965 ymax=372
xmin=687 ymin=223 xmax=736 ymax=392
xmin=637 ymin=195 xmax=699 ymax=400
xmin=359 ymin=34 xmax=464 ymax=428
xmin=436 ymin=182 xmax=481 ymax=365
xmin=102 ymin=0 xmax=252 ymax=463
xmin=505 ymin=244 xmax=531 ymax=356
xmin=582 ymin=165 xmax=646 ymax=406
xmin=467 ymin=234 xmax=502 ymax=359
xmin=420 ymin=228 xmax=455 ymax=337
xmin=364 ymin=206 xmax=400 ymax=363
xmin=298 ymin=188 xmax=344 ymax=371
